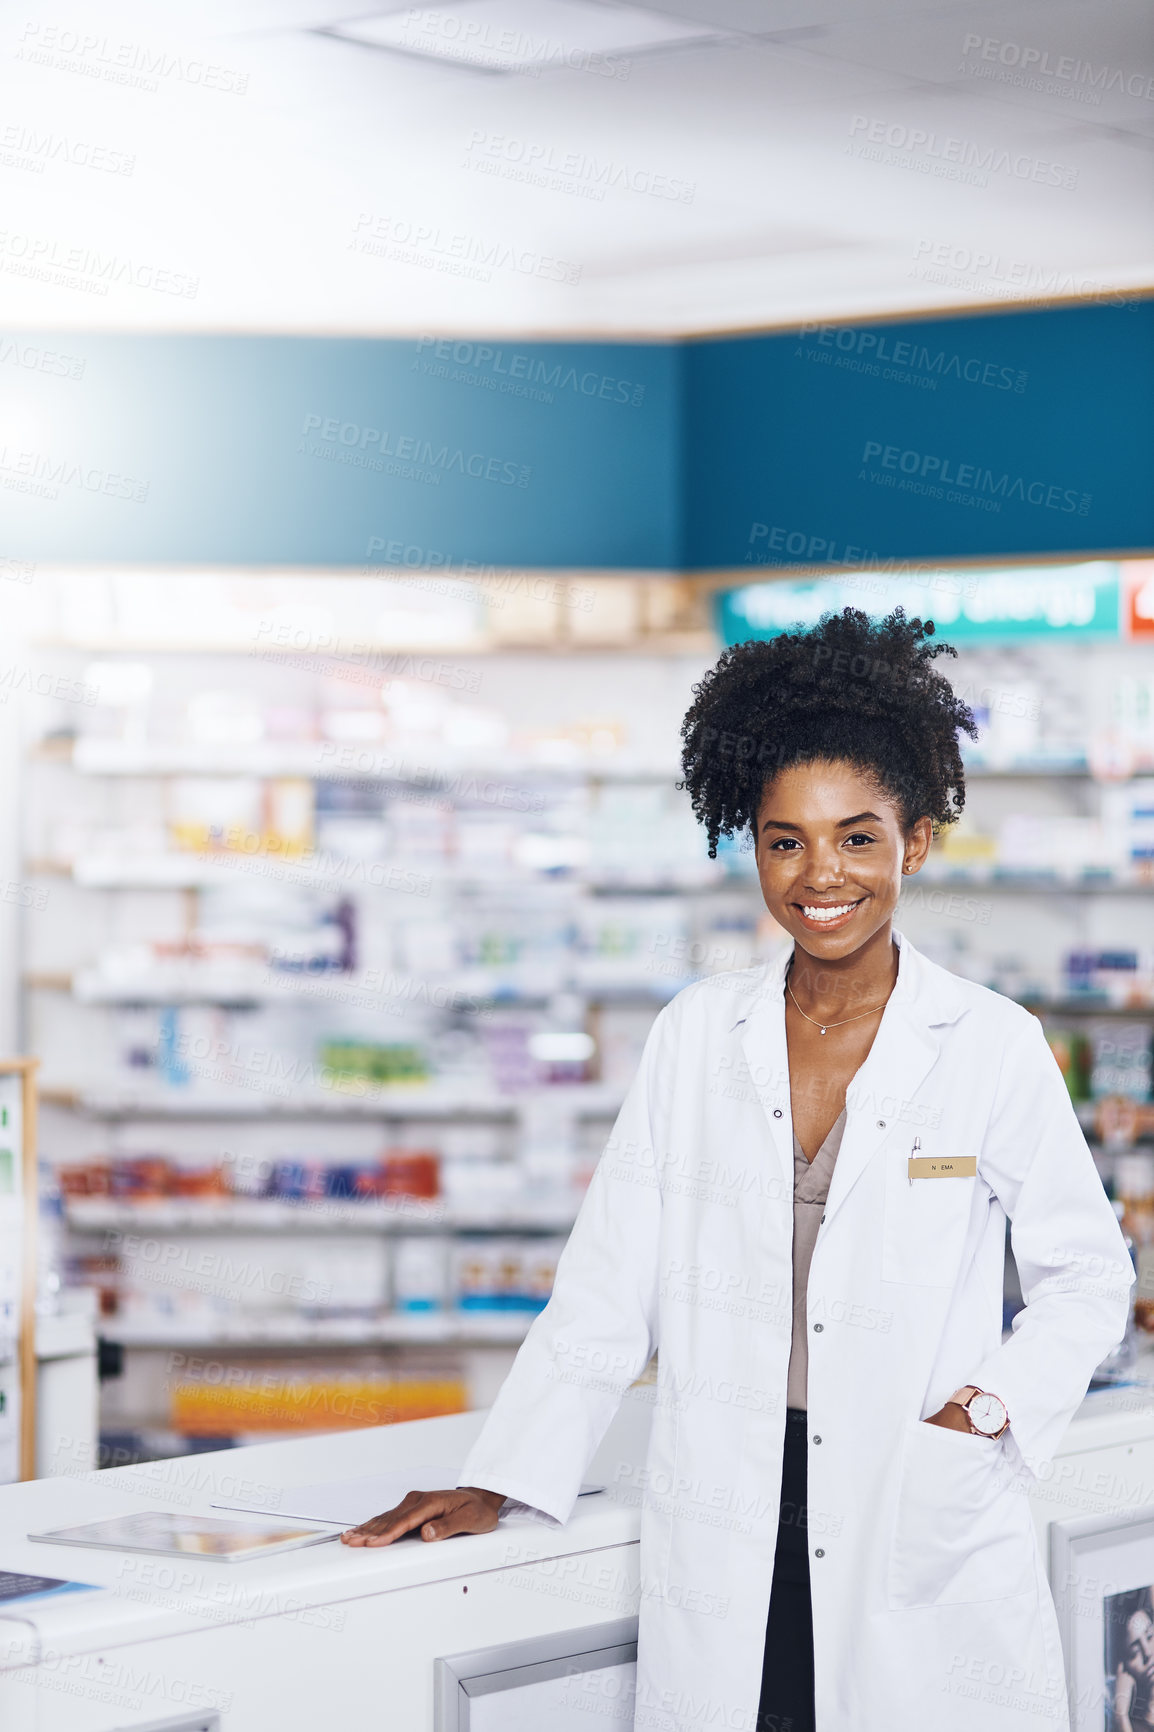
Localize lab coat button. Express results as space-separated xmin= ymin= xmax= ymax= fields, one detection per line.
xmin=877 ymin=1120 xmax=886 ymax=1128
xmin=813 ymin=1322 xmax=823 ymax=1332
xmin=813 ymin=1435 xmax=822 ymax=1444
xmin=814 ymin=1549 xmax=825 ymax=1559
xmin=773 ymin=1108 xmax=782 ymax=1118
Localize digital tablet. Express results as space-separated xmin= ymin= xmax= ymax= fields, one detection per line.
xmin=29 ymin=1511 xmax=342 ymax=1563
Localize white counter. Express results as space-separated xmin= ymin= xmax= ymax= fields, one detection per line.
xmin=0 ymin=1371 xmax=1152 ymax=1730
xmin=0 ymin=1393 xmax=651 ymax=1731
xmin=1031 ymin=1366 xmax=1154 ymax=1534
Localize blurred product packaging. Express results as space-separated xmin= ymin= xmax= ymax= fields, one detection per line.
xmin=1044 ymin=1027 xmax=1092 ymax=1101
xmin=392 ymin=1237 xmax=451 ymax=1311
xmin=1090 ymin=1023 xmax=1154 ymax=1100
xmin=1065 ymin=949 xmax=1154 ymax=1007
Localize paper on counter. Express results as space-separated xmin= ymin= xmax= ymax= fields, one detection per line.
xmin=212 ymin=1470 xmax=603 ymax=1528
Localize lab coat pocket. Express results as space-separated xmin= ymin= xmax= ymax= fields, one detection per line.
xmin=888 ymin=1420 xmax=1034 ymax=1610
xmin=882 ymin=1155 xmax=975 ymax=1287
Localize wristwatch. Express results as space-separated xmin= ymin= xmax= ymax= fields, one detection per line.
xmin=947 ymin=1385 xmax=1010 ymax=1439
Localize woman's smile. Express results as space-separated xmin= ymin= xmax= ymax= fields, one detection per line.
xmin=793 ymin=897 xmax=865 ymax=933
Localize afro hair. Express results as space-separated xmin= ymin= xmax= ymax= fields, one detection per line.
xmin=680 ymin=607 xmax=977 ymax=857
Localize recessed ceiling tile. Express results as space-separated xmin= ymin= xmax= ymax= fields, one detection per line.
xmin=320 ymin=0 xmax=729 ymax=72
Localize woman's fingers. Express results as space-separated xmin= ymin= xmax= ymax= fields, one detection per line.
xmin=340 ymin=1490 xmax=439 ymax=1546
xmin=340 ymin=1488 xmax=501 ymax=1547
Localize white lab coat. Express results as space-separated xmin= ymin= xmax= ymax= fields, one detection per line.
xmin=459 ymin=934 xmax=1132 ymax=1732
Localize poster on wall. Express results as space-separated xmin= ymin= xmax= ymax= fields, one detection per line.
xmin=1051 ymin=1510 xmax=1154 ymax=1732
xmin=1105 ymin=1584 xmax=1154 ymax=1731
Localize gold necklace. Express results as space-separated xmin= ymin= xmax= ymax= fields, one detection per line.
xmin=786 ymin=972 xmax=891 ymax=1036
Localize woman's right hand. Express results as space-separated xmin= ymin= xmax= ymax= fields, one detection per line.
xmin=1114 ymin=1660 xmax=1136 ymax=1732
xmin=340 ymin=1486 xmax=505 ymax=1547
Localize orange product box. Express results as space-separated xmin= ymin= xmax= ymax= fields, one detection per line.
xmin=171 ymin=1371 xmax=467 ymax=1434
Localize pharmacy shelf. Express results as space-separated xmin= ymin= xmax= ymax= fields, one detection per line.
xmin=32 ymin=632 xmax=714 ymax=660
xmin=44 ymin=741 xmax=1118 ymax=782
xmin=64 ymin=739 xmax=683 ymax=782
xmin=40 ymin=1084 xmax=625 ymax=1121
xmin=917 ymin=871 xmax=1154 ymax=892
xmin=64 ymin=1197 xmax=580 ymax=1235
xmin=963 ymin=762 xmax=1092 ymax=778
xmin=64 ymin=853 xmax=439 ymax=891
xmin=100 ymin=1310 xmax=537 ymax=1349
xmin=32 ymin=966 xmax=687 ymax=1007
xmin=1025 ymin=1001 xmax=1154 ymax=1019
xmin=44 ymin=854 xmax=723 ymax=895
xmin=99 ymin=1428 xmax=481 ymax=1460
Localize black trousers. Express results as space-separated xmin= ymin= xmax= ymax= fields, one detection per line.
xmin=757 ymin=1408 xmax=816 ymax=1732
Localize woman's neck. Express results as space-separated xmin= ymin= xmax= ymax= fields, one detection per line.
xmin=787 ymin=924 xmax=899 ymax=1019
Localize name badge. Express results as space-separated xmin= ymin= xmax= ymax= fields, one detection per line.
xmin=908 ymin=1155 xmax=977 ymax=1181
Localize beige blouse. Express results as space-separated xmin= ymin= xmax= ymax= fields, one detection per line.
xmin=786 ymin=1109 xmax=846 ymax=1411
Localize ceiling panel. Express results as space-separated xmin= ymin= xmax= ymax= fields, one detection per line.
xmin=0 ymin=0 xmax=1148 ymax=333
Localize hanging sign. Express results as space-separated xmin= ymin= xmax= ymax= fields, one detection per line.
xmin=718 ymin=562 xmax=1120 ymax=646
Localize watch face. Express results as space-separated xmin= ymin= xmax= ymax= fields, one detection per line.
xmin=968 ymin=1393 xmax=1006 ymax=1435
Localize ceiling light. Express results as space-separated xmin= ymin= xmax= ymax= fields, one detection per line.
xmin=320 ymin=0 xmax=726 ymax=73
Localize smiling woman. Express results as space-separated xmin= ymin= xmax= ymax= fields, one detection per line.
xmin=340 ymin=606 xmax=1131 ymax=1732
xmin=675 ymin=611 xmax=996 ymax=1725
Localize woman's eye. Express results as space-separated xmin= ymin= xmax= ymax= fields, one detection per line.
xmin=769 ymin=837 xmax=800 ymax=852
xmin=845 ymin=833 xmax=876 ymax=847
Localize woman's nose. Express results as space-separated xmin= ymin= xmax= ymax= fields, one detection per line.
xmin=804 ymin=850 xmax=845 ymax=888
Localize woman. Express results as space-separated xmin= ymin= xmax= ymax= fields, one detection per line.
xmin=343 ymin=609 xmax=1131 ymax=1732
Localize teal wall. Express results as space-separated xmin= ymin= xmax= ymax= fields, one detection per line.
xmin=1 ymin=302 xmax=1149 ymax=568
xmin=686 ymin=302 xmax=1154 ymax=570
xmin=0 ymin=334 xmax=681 ymax=567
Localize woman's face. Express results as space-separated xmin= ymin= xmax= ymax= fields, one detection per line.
xmin=1124 ymin=1608 xmax=1154 ymax=1681
xmin=753 ymin=759 xmax=932 ymax=962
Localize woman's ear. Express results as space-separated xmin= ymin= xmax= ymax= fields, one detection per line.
xmin=901 ymin=815 xmax=934 ymax=876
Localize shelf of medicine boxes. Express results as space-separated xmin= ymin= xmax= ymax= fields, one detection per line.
xmin=25 ymin=953 xmax=696 ymax=1003
xmin=916 ymin=873 xmax=1154 ymax=892
xmin=53 ymin=738 xmax=691 ymax=781
xmin=40 ymin=739 xmax=1105 ymax=779
xmin=36 ymin=739 xmax=1120 ymax=788
xmin=37 ymin=1082 xmax=626 ymax=1119
xmin=88 ymin=1310 xmax=543 ymax=1352
xmin=61 ymin=1192 xmax=580 ymax=1235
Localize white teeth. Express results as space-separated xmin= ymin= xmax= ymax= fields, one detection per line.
xmin=802 ymin=903 xmax=856 ymax=922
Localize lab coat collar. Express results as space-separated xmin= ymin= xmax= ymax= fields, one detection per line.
xmin=736 ymin=930 xmax=971 ymax=1227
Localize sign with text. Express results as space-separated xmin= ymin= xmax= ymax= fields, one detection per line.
xmin=718 ymin=562 xmax=1121 ymax=645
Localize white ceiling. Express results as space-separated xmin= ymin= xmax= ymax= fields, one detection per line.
xmin=1 ymin=0 xmax=1150 ymax=334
